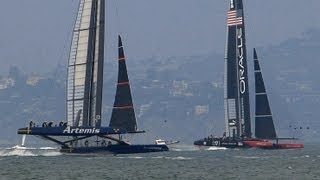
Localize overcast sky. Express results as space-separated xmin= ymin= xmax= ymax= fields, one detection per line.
xmin=0 ymin=0 xmax=319 ymax=73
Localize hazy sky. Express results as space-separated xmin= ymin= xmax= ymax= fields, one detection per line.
xmin=0 ymin=0 xmax=319 ymax=73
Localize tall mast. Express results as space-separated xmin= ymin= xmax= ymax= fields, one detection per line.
xmin=254 ymin=48 xmax=277 ymax=139
xmin=66 ymin=0 xmax=105 ymax=127
xmin=224 ymin=0 xmax=251 ymax=138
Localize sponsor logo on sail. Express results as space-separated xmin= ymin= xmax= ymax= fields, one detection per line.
xmin=63 ymin=126 xmax=100 ymax=134
xmin=237 ymin=27 xmax=246 ymax=94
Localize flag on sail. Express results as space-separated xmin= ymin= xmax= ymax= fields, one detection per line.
xmin=227 ymin=9 xmax=243 ymax=27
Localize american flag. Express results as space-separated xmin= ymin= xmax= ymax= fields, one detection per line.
xmin=227 ymin=10 xmax=243 ymax=27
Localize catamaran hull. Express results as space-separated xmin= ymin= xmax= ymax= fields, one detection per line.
xmin=194 ymin=138 xmax=304 ymax=150
xmin=60 ymin=144 xmax=169 ymax=154
xmin=194 ymin=138 xmax=250 ymax=148
xmin=244 ymin=140 xmax=304 ymax=149
xmin=259 ymin=143 xmax=304 ymax=150
xmin=242 ymin=140 xmax=273 ymax=148
xmin=194 ymin=138 xmax=283 ymax=149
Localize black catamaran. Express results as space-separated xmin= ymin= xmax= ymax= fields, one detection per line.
xmin=194 ymin=0 xmax=303 ymax=149
xmin=194 ymin=0 xmax=253 ymax=148
xmin=17 ymin=0 xmax=168 ymax=154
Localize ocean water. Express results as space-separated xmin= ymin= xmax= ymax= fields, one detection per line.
xmin=0 ymin=144 xmax=319 ymax=180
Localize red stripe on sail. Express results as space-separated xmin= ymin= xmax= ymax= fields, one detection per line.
xmin=117 ymin=82 xmax=129 ymax=85
xmin=118 ymin=57 xmax=125 ymax=61
xmin=113 ymin=105 xmax=133 ymax=109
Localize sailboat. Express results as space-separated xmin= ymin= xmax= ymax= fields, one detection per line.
xmin=194 ymin=0 xmax=254 ymax=148
xmin=245 ymin=49 xmax=304 ymax=149
xmin=194 ymin=0 xmax=303 ymax=149
xmin=17 ymin=0 xmax=168 ymax=154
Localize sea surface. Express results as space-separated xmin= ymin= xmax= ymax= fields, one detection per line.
xmin=0 ymin=144 xmax=319 ymax=180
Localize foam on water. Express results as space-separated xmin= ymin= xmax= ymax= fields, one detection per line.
xmin=39 ymin=147 xmax=59 ymax=150
xmin=234 ymin=155 xmax=262 ymax=159
xmin=167 ymin=156 xmax=193 ymax=160
xmin=206 ymin=146 xmax=227 ymax=151
xmin=151 ymin=156 xmax=193 ymax=160
xmin=151 ymin=156 xmax=164 ymax=159
xmin=40 ymin=151 xmax=62 ymax=156
xmin=0 ymin=149 xmax=38 ymax=157
xmin=116 ymin=156 xmax=145 ymax=159
xmin=150 ymin=156 xmax=193 ymax=160
xmin=115 ymin=155 xmax=193 ymax=160
xmin=170 ymin=144 xmax=228 ymax=152
xmin=130 ymin=156 xmax=144 ymax=159
xmin=0 ymin=146 xmax=62 ymax=157
xmin=170 ymin=144 xmax=201 ymax=152
xmin=292 ymin=155 xmax=312 ymax=159
xmin=6 ymin=145 xmax=36 ymax=150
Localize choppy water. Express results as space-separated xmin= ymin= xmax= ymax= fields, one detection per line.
xmin=0 ymin=144 xmax=319 ymax=180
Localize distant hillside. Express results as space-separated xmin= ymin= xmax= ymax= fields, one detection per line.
xmin=257 ymin=28 xmax=320 ymax=141
xmin=1 ymin=28 xmax=320 ymax=145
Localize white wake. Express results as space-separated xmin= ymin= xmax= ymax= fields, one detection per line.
xmin=0 ymin=145 xmax=61 ymax=157
xmin=206 ymin=146 xmax=228 ymax=151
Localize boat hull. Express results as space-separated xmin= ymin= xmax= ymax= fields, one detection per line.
xmin=243 ymin=140 xmax=273 ymax=148
xmin=194 ymin=138 xmax=249 ymax=148
xmin=194 ymin=137 xmax=304 ymax=150
xmin=260 ymin=143 xmax=304 ymax=149
xmin=60 ymin=144 xmax=169 ymax=154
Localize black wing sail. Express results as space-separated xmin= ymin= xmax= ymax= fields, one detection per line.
xmin=254 ymin=48 xmax=277 ymax=139
xmin=90 ymin=0 xmax=105 ymax=127
xmin=109 ymin=36 xmax=138 ymax=132
xmin=224 ymin=0 xmax=251 ymax=138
